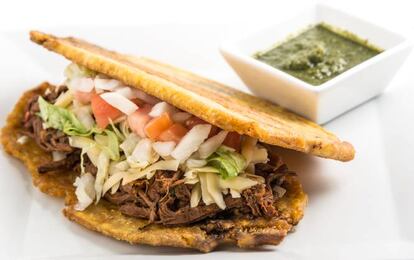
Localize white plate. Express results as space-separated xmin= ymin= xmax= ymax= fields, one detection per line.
xmin=1 ymin=25 xmax=414 ymax=260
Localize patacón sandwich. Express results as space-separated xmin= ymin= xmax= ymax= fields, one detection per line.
xmin=1 ymin=31 xmax=354 ymax=252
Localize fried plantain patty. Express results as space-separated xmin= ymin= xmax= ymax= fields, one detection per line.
xmin=1 ymin=83 xmax=307 ymax=252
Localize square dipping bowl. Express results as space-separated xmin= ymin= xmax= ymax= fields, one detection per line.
xmin=220 ymin=4 xmax=412 ymax=124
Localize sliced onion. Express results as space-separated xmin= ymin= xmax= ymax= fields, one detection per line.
xmin=149 ymin=102 xmax=176 ymax=117
xmin=74 ymin=173 xmax=96 ymax=211
xmin=171 ymin=124 xmax=211 ymax=161
xmin=198 ymin=131 xmax=228 ymax=159
xmin=69 ymin=77 xmax=94 ymax=92
xmin=94 ymin=77 xmax=122 ymax=91
xmin=100 ymin=92 xmax=138 ymax=115
xmin=133 ymin=89 xmax=160 ymax=105
xmin=114 ymin=86 xmax=136 ymax=99
xmin=152 ymin=141 xmax=176 ymax=157
xmin=172 ymin=112 xmax=192 ymax=123
xmin=131 ymin=138 xmax=154 ymax=163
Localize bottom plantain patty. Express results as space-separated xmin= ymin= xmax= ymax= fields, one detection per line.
xmin=1 ymin=83 xmax=308 ymax=252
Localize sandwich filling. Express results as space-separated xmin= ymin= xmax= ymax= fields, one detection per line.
xmin=21 ymin=63 xmax=296 ymax=225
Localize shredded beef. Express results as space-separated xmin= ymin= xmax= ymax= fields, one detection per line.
xmin=119 ymin=203 xmax=152 ymax=219
xmin=83 ymin=155 xmax=98 ymax=175
xmin=23 ymin=86 xmax=74 ymax=153
xmin=158 ymin=193 xmax=247 ymax=225
xmin=22 ymin=85 xmax=86 ymax=173
xmin=23 ymin=85 xmax=295 ymax=227
xmin=105 ymin=163 xmax=292 ymax=225
xmin=38 ymin=150 xmax=81 ymax=173
xmin=242 ymin=184 xmax=277 ymax=218
xmin=72 ymin=154 xmax=98 ymax=176
xmin=105 ymin=184 xmax=138 ymax=205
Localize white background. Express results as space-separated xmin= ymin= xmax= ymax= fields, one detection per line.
xmin=1 ymin=0 xmax=414 ymax=259
xmin=0 ymin=0 xmax=413 ymax=33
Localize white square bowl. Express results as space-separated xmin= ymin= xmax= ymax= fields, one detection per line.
xmin=220 ymin=4 xmax=412 ymax=124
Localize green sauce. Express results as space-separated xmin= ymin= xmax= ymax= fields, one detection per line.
xmin=254 ymin=23 xmax=382 ymax=86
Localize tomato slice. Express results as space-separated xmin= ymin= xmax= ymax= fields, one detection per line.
xmin=74 ymin=90 xmax=95 ymax=105
xmin=127 ymin=105 xmax=152 ymax=138
xmin=158 ymin=123 xmax=188 ymax=143
xmin=144 ymin=112 xmax=173 ymax=140
xmin=91 ymin=94 xmax=123 ymax=129
xmin=223 ymin=132 xmax=241 ymax=151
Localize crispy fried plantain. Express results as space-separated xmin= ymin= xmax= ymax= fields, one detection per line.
xmin=1 ymin=84 xmax=307 ymax=252
xmin=30 ymin=31 xmax=354 ymax=162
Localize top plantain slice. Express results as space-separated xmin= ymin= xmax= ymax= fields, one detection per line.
xmin=30 ymin=31 xmax=355 ymax=161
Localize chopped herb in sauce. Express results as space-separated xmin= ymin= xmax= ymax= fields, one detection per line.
xmin=254 ymin=23 xmax=382 ymax=86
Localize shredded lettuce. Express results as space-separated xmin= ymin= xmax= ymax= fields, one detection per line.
xmin=38 ymin=96 xmax=101 ymax=136
xmin=207 ymin=146 xmax=246 ymax=179
xmin=119 ymin=120 xmax=130 ymax=138
xmin=69 ymin=136 xmax=101 ymax=165
xmin=94 ymin=130 xmax=120 ymax=161
xmin=103 ymin=130 xmax=120 ymax=160
xmin=95 ymin=151 xmax=110 ymax=202
xmin=64 ymin=63 xmax=96 ymax=79
xmin=108 ymin=119 xmax=125 ymax=142
xmin=120 ymin=133 xmax=140 ymax=156
xmin=39 ymin=97 xmax=120 ymax=162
